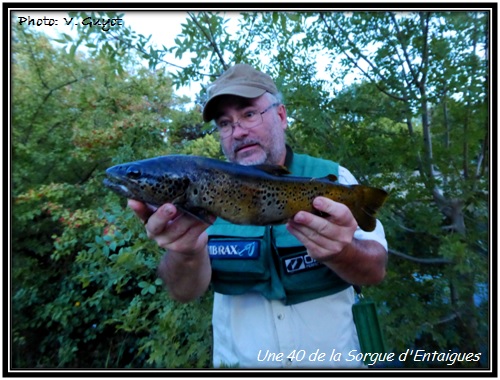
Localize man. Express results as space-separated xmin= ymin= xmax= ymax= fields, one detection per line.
xmin=128 ymin=64 xmax=388 ymax=368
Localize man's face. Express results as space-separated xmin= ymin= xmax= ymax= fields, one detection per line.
xmin=213 ymin=94 xmax=288 ymax=166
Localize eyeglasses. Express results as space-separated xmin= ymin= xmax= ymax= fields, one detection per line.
xmin=215 ymin=103 xmax=280 ymax=139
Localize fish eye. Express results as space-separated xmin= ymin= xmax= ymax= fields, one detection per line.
xmin=126 ymin=166 xmax=141 ymax=179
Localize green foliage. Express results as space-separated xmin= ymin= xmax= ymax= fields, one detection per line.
xmin=12 ymin=25 xmax=173 ymax=197
xmin=11 ymin=21 xmax=215 ymax=368
xmin=11 ymin=10 xmax=489 ymax=369
xmin=12 ymin=190 xmax=213 ymax=368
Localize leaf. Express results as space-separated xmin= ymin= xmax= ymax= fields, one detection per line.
xmin=148 ymin=285 xmax=156 ymax=295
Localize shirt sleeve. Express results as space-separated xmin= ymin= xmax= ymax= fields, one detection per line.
xmin=338 ymin=166 xmax=388 ymax=252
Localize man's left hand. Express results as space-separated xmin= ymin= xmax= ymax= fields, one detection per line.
xmin=286 ymin=196 xmax=358 ymax=262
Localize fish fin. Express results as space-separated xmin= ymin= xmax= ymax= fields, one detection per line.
xmin=253 ymin=164 xmax=291 ymax=176
xmin=349 ymin=186 xmax=388 ymax=232
xmin=310 ymin=174 xmax=338 ymax=184
xmin=325 ymin=174 xmax=338 ymax=182
xmin=327 ymin=174 xmax=338 ymax=182
xmin=175 ymin=204 xmax=215 ymax=225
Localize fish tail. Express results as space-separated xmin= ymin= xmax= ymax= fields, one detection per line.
xmin=349 ymin=186 xmax=388 ymax=232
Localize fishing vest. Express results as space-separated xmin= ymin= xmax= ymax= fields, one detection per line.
xmin=207 ymin=150 xmax=351 ymax=305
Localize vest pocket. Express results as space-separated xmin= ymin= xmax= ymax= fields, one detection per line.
xmin=208 ymin=237 xmax=269 ymax=281
xmin=275 ymin=245 xmax=351 ymax=304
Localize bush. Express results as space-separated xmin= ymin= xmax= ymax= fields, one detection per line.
xmin=12 ymin=185 xmax=213 ymax=368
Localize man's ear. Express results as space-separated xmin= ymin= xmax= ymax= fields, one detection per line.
xmin=277 ymin=104 xmax=288 ymax=130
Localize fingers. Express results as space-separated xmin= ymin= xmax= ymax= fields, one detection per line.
xmin=127 ymin=199 xmax=158 ymax=224
xmin=311 ymin=197 xmax=357 ymax=228
xmin=286 ymin=197 xmax=357 ymax=259
xmin=287 ymin=218 xmax=346 ymax=257
xmin=127 ymin=200 xmax=212 ymax=254
xmin=145 ymin=204 xmax=179 ymax=236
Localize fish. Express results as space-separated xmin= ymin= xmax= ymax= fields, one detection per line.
xmin=103 ymin=155 xmax=388 ymax=232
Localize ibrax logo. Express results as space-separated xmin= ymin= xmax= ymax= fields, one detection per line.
xmin=208 ymin=240 xmax=260 ymax=259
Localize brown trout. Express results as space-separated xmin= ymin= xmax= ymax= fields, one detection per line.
xmin=103 ymin=155 xmax=388 ymax=232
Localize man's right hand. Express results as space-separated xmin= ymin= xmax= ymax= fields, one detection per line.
xmin=127 ymin=199 xmax=214 ymax=255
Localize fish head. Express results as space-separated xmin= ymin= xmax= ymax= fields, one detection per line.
xmin=103 ymin=157 xmax=190 ymax=207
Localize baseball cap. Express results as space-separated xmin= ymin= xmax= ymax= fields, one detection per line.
xmin=202 ymin=64 xmax=279 ymax=122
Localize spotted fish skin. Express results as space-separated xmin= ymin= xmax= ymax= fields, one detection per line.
xmin=103 ymin=155 xmax=388 ymax=232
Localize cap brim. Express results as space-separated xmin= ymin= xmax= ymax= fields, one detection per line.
xmin=202 ymin=85 xmax=267 ymax=122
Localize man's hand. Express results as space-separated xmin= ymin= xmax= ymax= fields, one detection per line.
xmin=127 ymin=200 xmax=214 ymax=255
xmin=286 ymin=196 xmax=358 ymax=261
xmin=286 ymin=196 xmax=387 ymax=285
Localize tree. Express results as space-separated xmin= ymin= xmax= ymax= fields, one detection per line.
xmin=11 ymin=23 xmax=215 ymax=368
xmin=305 ymin=12 xmax=489 ymax=361
xmin=12 ymin=10 xmax=490 ymax=368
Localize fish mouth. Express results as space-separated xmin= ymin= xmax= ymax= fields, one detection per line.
xmin=103 ymin=175 xmax=135 ymax=199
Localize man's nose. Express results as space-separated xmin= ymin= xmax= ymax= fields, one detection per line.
xmin=231 ymin=122 xmax=249 ymax=139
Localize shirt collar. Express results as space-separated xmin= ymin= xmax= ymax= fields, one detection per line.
xmin=284 ymin=144 xmax=294 ymax=168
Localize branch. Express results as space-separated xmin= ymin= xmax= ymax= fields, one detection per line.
xmin=389 ymin=249 xmax=453 ymax=265
xmin=104 ymin=31 xmax=215 ymax=83
xmin=318 ymin=13 xmax=404 ymax=102
xmin=477 ymin=18 xmax=490 ymax=178
xmin=77 ymin=162 xmax=100 ymax=185
xmin=421 ymin=312 xmax=459 ymax=329
xmin=418 ymin=12 xmax=431 ymax=87
xmin=29 ymin=76 xmax=91 ymax=139
xmin=233 ymin=13 xmax=258 ymax=60
xmin=188 ymin=12 xmax=229 ymax=70
xmin=475 ymin=124 xmax=488 ymax=179
xmin=389 ymin=12 xmax=421 ymax=88
xmin=22 ymin=29 xmax=91 ymax=135
xmin=22 ymin=28 xmax=50 ymax=90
